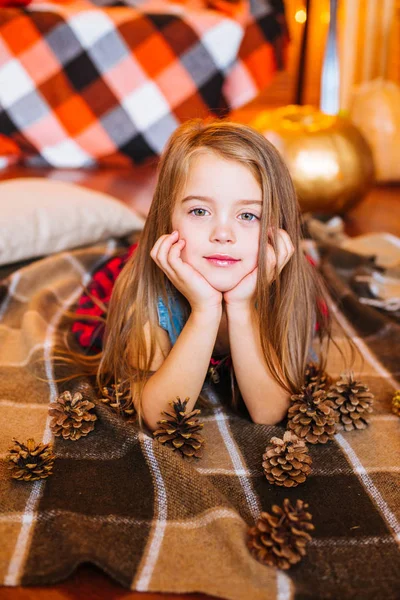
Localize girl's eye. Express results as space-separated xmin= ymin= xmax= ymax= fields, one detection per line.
xmin=188 ymin=209 xmax=260 ymax=221
xmin=240 ymin=212 xmax=259 ymax=222
xmin=189 ymin=208 xmax=209 ymax=217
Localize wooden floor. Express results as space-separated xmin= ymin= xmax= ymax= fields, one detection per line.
xmin=0 ymin=112 xmax=399 ymax=600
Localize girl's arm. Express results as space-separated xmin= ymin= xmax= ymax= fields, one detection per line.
xmin=226 ymin=305 xmax=290 ymax=425
xmin=141 ymin=306 xmax=222 ymax=432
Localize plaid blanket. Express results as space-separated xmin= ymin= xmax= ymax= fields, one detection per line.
xmin=0 ymin=0 xmax=287 ymax=168
xmin=0 ymin=235 xmax=399 ymax=599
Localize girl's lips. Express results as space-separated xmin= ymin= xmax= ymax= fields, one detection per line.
xmin=205 ymin=257 xmax=240 ymax=267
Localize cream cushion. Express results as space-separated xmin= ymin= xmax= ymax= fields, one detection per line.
xmin=0 ymin=178 xmax=145 ymax=266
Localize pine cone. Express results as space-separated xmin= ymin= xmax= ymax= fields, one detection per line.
xmin=262 ymin=431 xmax=312 ymax=487
xmin=6 ymin=438 xmax=55 ymax=481
xmin=392 ymin=391 xmax=400 ymax=417
xmin=287 ymin=384 xmax=338 ymax=444
xmin=49 ymin=390 xmax=97 ymax=441
xmin=153 ymin=397 xmax=205 ymax=459
xmin=101 ymin=379 xmax=136 ymax=421
xmin=248 ymin=498 xmax=314 ymax=570
xmin=326 ymin=372 xmax=374 ymax=432
xmin=304 ymin=361 xmax=332 ymax=391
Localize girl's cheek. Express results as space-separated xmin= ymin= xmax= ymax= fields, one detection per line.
xmin=251 ymin=242 xmax=259 ymax=264
xmin=178 ymin=241 xmax=188 ymax=261
xmin=179 ymin=243 xmax=197 ymax=268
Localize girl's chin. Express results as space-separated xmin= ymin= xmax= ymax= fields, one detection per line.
xmin=201 ymin=274 xmax=242 ymax=293
xmin=185 ymin=258 xmax=247 ymax=291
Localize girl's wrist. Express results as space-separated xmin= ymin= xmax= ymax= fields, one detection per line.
xmin=226 ymin=303 xmax=255 ymax=322
xmin=191 ymin=305 xmax=222 ymax=322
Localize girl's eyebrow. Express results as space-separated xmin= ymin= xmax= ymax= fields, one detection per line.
xmin=181 ymin=195 xmax=262 ymax=205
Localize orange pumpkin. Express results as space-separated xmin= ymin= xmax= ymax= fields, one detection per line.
xmin=349 ymin=79 xmax=400 ymax=183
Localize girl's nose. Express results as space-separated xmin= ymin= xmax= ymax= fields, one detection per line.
xmin=210 ymin=223 xmax=236 ymax=243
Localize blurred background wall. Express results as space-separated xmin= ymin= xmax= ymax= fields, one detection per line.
xmin=254 ymin=0 xmax=400 ymax=109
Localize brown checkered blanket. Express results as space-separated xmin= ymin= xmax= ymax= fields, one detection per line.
xmin=0 ymin=236 xmax=399 ymax=599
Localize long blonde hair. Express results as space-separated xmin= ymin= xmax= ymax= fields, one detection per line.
xmin=53 ymin=119 xmax=355 ymax=429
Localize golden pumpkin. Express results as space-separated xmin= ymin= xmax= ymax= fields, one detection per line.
xmin=251 ymin=105 xmax=375 ymax=214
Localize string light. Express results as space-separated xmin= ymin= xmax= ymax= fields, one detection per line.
xmin=295 ymin=9 xmax=307 ymax=24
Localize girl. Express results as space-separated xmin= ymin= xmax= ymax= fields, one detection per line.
xmin=69 ymin=119 xmax=333 ymax=432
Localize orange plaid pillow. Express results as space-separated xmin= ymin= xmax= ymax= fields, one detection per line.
xmin=29 ymin=0 xmax=248 ymax=19
xmin=0 ymin=134 xmax=21 ymax=167
xmin=170 ymin=0 xmax=247 ymax=19
xmin=209 ymin=0 xmax=247 ymax=18
xmin=0 ymin=0 xmax=32 ymax=5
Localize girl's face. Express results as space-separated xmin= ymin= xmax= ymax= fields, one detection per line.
xmin=171 ymin=151 xmax=262 ymax=293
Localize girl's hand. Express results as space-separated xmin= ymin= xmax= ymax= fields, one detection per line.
xmin=223 ymin=265 xmax=258 ymax=309
xmin=224 ymin=229 xmax=294 ymax=309
xmin=150 ymin=231 xmax=223 ymax=313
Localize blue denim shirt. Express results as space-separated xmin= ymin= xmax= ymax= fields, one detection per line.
xmin=156 ymin=288 xmax=188 ymax=346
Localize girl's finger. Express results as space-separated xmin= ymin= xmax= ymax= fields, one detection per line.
xmin=266 ymin=244 xmax=277 ymax=271
xmin=151 ymin=234 xmax=181 ymax=284
xmin=167 ymin=239 xmax=191 ymax=280
xmin=280 ymin=229 xmax=294 ymax=253
xmin=276 ymin=230 xmax=294 ymax=272
xmin=167 ymin=238 xmax=184 ymax=266
xmin=153 ymin=232 xmax=178 ymax=266
xmin=267 ymin=227 xmax=274 ymax=241
xmin=271 ymin=235 xmax=285 ymax=273
xmin=150 ymin=233 xmax=173 ymax=260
